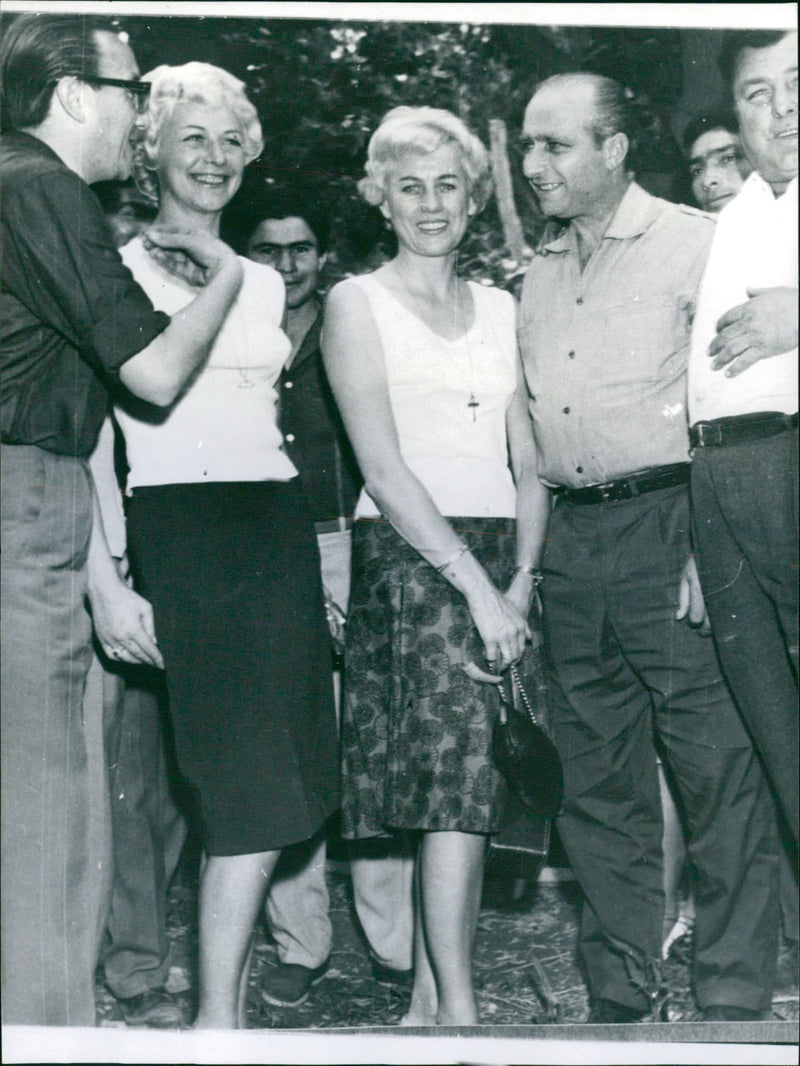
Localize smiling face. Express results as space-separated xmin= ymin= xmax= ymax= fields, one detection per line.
xmin=246 ymin=217 xmax=324 ymax=309
xmin=521 ymin=81 xmax=621 ymax=224
xmin=154 ymin=101 xmax=247 ymax=219
xmin=688 ymin=128 xmax=749 ymax=211
xmin=379 ymin=143 xmax=476 ymax=258
xmin=733 ymin=31 xmax=798 ymax=194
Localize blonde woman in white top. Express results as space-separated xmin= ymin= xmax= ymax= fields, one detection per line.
xmin=115 ymin=63 xmax=338 ymax=1029
xmin=322 ymin=107 xmax=550 ymax=1026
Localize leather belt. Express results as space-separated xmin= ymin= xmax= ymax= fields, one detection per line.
xmin=554 ymin=463 xmax=691 ymax=505
xmin=314 ymin=517 xmax=353 ymax=535
xmin=690 ymin=411 xmax=798 ymax=449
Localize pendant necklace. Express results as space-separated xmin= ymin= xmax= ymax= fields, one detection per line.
xmin=234 ymin=302 xmax=255 ymax=389
xmin=453 ymin=274 xmax=479 ymax=422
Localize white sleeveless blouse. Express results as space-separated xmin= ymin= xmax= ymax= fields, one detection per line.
xmin=344 ymin=274 xmax=518 ymax=519
xmin=116 ymin=238 xmax=297 ymax=488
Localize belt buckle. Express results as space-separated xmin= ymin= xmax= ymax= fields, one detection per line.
xmin=696 ymin=422 xmax=720 ymax=447
xmin=598 ymin=483 xmax=617 ymax=502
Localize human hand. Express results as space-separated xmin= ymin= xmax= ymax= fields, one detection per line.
xmin=709 ymin=287 xmax=799 ymax=377
xmin=467 ymin=584 xmax=531 ymax=673
xmin=89 ymin=576 xmax=164 ymax=668
xmin=505 ymin=569 xmax=539 ymax=621
xmin=675 ymin=555 xmax=711 ymax=636
xmin=142 ymin=227 xmax=241 ymax=288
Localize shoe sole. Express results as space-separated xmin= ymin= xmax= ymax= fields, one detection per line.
xmin=259 ymin=970 xmax=327 ymax=1008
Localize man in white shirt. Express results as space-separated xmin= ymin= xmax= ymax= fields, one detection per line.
xmin=688 ymin=30 xmax=798 ymax=852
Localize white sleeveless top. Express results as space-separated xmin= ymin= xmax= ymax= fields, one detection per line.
xmin=344 ymin=274 xmax=518 ymax=519
xmin=116 ymin=238 xmax=297 ymax=488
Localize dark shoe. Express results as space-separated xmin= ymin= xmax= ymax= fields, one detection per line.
xmin=698 ymin=1005 xmax=768 ymax=1022
xmin=115 ymin=987 xmax=186 ymax=1028
xmin=775 ymin=939 xmax=799 ymax=995
xmin=259 ymin=960 xmax=329 ymax=1007
xmin=586 ymin=997 xmax=647 ymax=1024
xmin=371 ymin=960 xmax=413 ymax=988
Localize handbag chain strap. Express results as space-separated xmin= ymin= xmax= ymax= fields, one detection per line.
xmin=509 ymin=663 xmax=542 ymax=729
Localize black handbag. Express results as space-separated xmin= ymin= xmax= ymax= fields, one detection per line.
xmin=491 ymin=660 xmax=563 ymax=819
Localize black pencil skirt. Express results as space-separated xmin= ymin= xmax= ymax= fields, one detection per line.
xmin=126 ymin=479 xmax=340 ymax=856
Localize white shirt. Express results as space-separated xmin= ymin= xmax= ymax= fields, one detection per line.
xmin=345 ymin=274 xmax=518 ymax=520
xmin=688 ymin=172 xmax=798 ymax=423
xmin=116 ymin=239 xmax=297 ymax=488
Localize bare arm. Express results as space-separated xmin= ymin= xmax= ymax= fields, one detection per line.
xmin=86 ymin=478 xmax=164 ymax=668
xmin=504 ymin=355 xmax=551 ymax=619
xmin=118 ymin=228 xmax=243 ymax=407
xmin=322 ymin=280 xmax=529 ymax=668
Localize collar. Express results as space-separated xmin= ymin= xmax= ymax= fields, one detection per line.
xmin=739 ymin=169 xmax=798 ymax=203
xmin=1 ymin=129 xmax=71 ymax=169
xmin=287 ymin=305 xmax=323 ymax=370
xmin=535 ymin=181 xmax=658 ymax=256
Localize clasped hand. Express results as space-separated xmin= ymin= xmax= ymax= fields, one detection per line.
xmin=709 ymin=286 xmax=799 ymax=377
xmin=464 ymin=581 xmax=532 ymax=683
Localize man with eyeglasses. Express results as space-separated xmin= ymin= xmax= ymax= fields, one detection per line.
xmin=1 ymin=14 xmax=244 ymax=1027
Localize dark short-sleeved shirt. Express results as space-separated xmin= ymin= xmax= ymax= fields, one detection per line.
xmin=517 ymin=182 xmax=715 ymax=488
xmin=278 ymin=309 xmax=362 ymax=524
xmin=1 ymin=132 xmax=169 ymax=456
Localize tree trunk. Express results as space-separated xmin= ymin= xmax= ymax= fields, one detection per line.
xmin=489 ymin=118 xmax=526 ymax=261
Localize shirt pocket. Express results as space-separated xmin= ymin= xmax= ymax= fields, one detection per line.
xmin=600 ymin=294 xmax=680 ymax=388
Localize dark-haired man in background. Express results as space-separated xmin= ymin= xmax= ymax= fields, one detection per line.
xmin=688 ymin=28 xmax=798 ymax=982
xmin=517 ymin=71 xmax=779 ymax=1024
xmin=223 ymin=186 xmax=414 ymax=1009
xmin=682 ymin=109 xmax=751 ymax=213
xmin=1 ymin=13 xmax=244 ymax=1025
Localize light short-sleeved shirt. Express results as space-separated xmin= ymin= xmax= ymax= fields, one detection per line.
xmin=688 ymin=172 xmax=798 ymax=423
xmin=518 ymin=182 xmax=715 ymax=488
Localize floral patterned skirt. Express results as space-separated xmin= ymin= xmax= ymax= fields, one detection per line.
xmin=341 ymin=515 xmax=522 ymax=838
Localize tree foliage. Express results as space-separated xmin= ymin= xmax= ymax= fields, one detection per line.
xmin=108 ymin=15 xmax=689 ymax=286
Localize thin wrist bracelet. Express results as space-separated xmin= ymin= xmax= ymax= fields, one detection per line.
xmin=435 ymin=542 xmax=470 ymax=574
xmin=515 ymin=565 xmax=544 ymax=586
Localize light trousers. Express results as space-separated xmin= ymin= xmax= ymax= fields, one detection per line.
xmin=266 ymin=529 xmax=414 ymax=970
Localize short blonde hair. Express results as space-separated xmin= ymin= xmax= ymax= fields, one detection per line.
xmin=358 ymin=106 xmax=492 ymax=212
xmin=134 ymin=62 xmax=263 ymax=201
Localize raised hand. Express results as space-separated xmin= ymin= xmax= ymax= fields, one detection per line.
xmin=142 ymin=227 xmax=241 ymax=288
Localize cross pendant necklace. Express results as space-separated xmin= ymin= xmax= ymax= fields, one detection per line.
xmin=454 ymin=276 xmax=479 ymax=423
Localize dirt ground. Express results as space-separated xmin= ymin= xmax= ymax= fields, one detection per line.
xmin=94 ymin=838 xmax=799 ymax=1031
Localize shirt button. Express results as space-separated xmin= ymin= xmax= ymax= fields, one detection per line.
xmin=576 ymin=296 xmax=583 ymax=305
xmin=568 ymin=350 xmax=575 ymax=359
xmin=285 ymin=433 xmax=295 ymax=443
xmin=576 ymin=465 xmax=583 ymax=474
xmin=563 ymin=407 xmax=571 ymax=414
xmin=284 ymin=380 xmax=293 ymax=389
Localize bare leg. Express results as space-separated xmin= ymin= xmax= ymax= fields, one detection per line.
xmin=402 ymin=830 xmax=486 ymax=1027
xmin=400 ymin=840 xmax=437 ymax=1026
xmin=194 ymin=849 xmax=280 ymax=1029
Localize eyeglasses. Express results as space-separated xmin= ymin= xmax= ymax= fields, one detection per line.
xmin=80 ymin=75 xmax=151 ymax=114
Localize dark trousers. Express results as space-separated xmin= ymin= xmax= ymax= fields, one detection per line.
xmin=691 ymin=430 xmax=798 ymax=844
xmin=99 ymin=663 xmax=187 ymax=998
xmin=540 ymin=485 xmax=779 ymax=1012
xmin=1 ymin=445 xmax=100 ymax=1026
